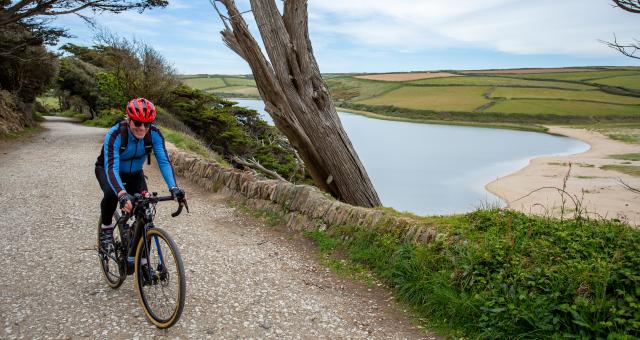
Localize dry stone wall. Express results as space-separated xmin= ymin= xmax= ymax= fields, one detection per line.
xmin=168 ymin=147 xmax=441 ymax=245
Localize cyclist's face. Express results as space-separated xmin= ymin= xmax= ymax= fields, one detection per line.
xmin=129 ymin=119 xmax=149 ymax=139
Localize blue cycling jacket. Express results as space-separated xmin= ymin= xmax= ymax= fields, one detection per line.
xmin=101 ymin=124 xmax=177 ymax=195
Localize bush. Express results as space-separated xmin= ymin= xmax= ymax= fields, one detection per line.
xmin=310 ymin=209 xmax=640 ymax=338
xmin=168 ymin=85 xmax=304 ymax=180
xmin=83 ymin=108 xmax=122 ymax=128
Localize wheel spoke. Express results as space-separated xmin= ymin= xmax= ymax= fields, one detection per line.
xmin=136 ymin=228 xmax=185 ymax=327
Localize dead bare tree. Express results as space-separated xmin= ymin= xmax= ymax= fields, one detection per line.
xmin=604 ymin=0 xmax=640 ymax=59
xmin=210 ymin=0 xmax=381 ymax=207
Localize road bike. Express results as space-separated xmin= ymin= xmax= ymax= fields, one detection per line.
xmin=97 ymin=191 xmax=188 ymax=328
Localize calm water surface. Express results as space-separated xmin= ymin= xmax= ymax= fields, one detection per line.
xmin=232 ymin=99 xmax=589 ymax=215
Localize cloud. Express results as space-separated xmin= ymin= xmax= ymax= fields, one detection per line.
xmin=310 ymin=0 xmax=640 ymax=57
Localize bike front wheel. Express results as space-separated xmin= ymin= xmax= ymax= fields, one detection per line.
xmin=134 ymin=227 xmax=186 ymax=329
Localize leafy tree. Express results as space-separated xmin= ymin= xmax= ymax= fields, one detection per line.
xmin=0 ymin=22 xmax=58 ymax=119
xmin=60 ymin=32 xmax=180 ymax=107
xmin=57 ymin=57 xmax=99 ymax=112
xmin=0 ymin=1 xmax=167 ymax=27
xmin=168 ymin=85 xmax=303 ymax=180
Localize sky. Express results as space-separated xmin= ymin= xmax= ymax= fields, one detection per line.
xmin=53 ymin=0 xmax=640 ymax=75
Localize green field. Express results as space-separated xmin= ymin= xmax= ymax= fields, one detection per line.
xmin=485 ymin=70 xmax=640 ymax=81
xmin=491 ymin=87 xmax=640 ymax=105
xmin=223 ymin=77 xmax=256 ymax=86
xmin=183 ymin=76 xmax=260 ymax=98
xmin=182 ymin=77 xmax=226 ymax=89
xmin=325 ymin=77 xmax=400 ymax=101
xmin=591 ymin=75 xmax=640 ymax=90
xmin=485 ymin=99 xmax=640 ymax=117
xmin=209 ymin=85 xmax=260 ymax=97
xmin=180 ymin=69 xmax=640 ymax=124
xmin=357 ymin=86 xmax=490 ymax=112
xmin=409 ymin=76 xmax=593 ymax=90
xmin=323 ymin=68 xmax=640 ymax=124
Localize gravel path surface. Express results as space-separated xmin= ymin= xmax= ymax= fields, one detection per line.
xmin=0 ymin=117 xmax=434 ymax=339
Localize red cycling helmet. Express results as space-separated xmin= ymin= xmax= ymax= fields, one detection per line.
xmin=125 ymin=98 xmax=156 ymax=122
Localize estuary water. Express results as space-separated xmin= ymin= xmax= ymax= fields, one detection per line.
xmin=232 ymin=98 xmax=589 ymax=215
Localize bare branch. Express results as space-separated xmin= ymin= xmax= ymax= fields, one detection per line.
xmin=0 ymin=0 xmax=168 ymax=27
xmin=613 ymin=0 xmax=640 ymax=13
xmin=232 ymin=155 xmax=286 ymax=181
xmin=600 ymin=35 xmax=640 ymax=60
xmin=618 ymin=178 xmax=640 ymax=194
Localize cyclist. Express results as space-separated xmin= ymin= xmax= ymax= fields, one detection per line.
xmin=95 ymin=98 xmax=185 ymax=249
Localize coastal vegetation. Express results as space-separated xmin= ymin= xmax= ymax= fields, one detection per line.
xmin=248 ymin=195 xmax=640 ymax=338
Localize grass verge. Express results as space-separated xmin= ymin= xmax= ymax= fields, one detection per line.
xmin=609 ymin=153 xmax=640 ymax=161
xmin=230 ymin=197 xmax=640 ymax=338
xmin=157 ymin=126 xmax=220 ymax=162
xmin=601 ymin=164 xmax=640 ymax=177
xmin=305 ymin=210 xmax=640 ymax=338
xmin=0 ymin=125 xmax=44 ymax=141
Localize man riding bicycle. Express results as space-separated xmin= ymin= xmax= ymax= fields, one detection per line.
xmin=95 ymin=98 xmax=185 ymax=249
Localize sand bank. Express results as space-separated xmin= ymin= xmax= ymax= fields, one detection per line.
xmin=486 ymin=126 xmax=640 ymax=226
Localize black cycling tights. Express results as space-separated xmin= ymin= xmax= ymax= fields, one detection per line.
xmin=95 ymin=167 xmax=148 ymax=226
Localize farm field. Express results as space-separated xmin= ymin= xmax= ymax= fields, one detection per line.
xmin=484 ymin=99 xmax=639 ymax=117
xmin=460 ymin=67 xmax=600 ymax=74
xmin=488 ymin=70 xmax=640 ymax=81
xmin=409 ymin=76 xmax=593 ymax=90
xmin=326 ymin=67 xmax=640 ymax=125
xmin=491 ymin=87 xmax=640 ymax=105
xmin=180 ymin=68 xmax=640 ymax=125
xmin=355 ymin=72 xmax=460 ymax=81
xmin=591 ymin=75 xmax=640 ymax=90
xmin=180 ymin=75 xmax=258 ymax=98
xmin=357 ymin=86 xmax=490 ymax=112
xmin=182 ymin=77 xmax=226 ymax=89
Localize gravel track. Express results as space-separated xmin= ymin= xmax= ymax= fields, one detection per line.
xmin=0 ymin=118 xmax=433 ymax=339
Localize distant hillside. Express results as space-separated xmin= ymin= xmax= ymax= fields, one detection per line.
xmin=327 ymin=66 xmax=640 ymax=125
xmin=179 ymin=74 xmax=259 ymax=98
xmin=181 ymin=67 xmax=640 ymax=125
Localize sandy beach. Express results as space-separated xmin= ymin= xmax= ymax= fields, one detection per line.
xmin=486 ymin=126 xmax=640 ymax=227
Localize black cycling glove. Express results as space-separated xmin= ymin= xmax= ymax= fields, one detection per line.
xmin=170 ymin=187 xmax=185 ymax=200
xmin=119 ymin=193 xmax=133 ymax=209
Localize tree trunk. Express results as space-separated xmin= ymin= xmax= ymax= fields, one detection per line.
xmin=215 ymin=0 xmax=381 ymax=207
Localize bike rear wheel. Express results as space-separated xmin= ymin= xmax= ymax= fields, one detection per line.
xmin=97 ymin=212 xmax=125 ymax=289
xmin=134 ymin=227 xmax=186 ymax=329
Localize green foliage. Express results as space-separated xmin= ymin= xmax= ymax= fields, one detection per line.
xmin=167 ymin=85 xmax=302 ymax=180
xmin=83 ymin=108 xmax=122 ymax=127
xmin=306 ymin=210 xmax=640 ymax=338
xmin=95 ymin=72 xmax=127 ymax=110
xmin=0 ymin=23 xmax=59 ymax=105
xmin=157 ymin=127 xmax=219 ymax=161
xmin=57 ymin=57 xmax=100 ymax=111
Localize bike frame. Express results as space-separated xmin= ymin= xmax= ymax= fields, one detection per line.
xmin=116 ymin=193 xmax=186 ymax=278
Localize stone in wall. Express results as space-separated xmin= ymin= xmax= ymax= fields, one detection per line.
xmin=167 ymin=147 xmax=441 ymax=245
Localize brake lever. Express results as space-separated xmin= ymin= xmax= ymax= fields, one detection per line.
xmin=171 ymin=203 xmax=183 ymax=218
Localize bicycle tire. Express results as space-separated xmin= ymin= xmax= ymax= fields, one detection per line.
xmin=134 ymin=227 xmax=186 ymax=329
xmin=97 ymin=213 xmax=125 ymax=289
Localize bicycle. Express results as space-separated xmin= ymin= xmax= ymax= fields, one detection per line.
xmin=97 ymin=191 xmax=188 ymax=329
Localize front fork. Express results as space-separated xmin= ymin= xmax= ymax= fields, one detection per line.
xmin=135 ymin=222 xmax=166 ymax=282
